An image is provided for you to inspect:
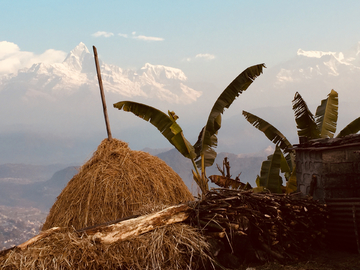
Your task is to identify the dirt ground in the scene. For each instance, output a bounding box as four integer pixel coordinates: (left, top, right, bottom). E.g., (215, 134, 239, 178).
(239, 249, 360, 270)
(238, 248, 360, 270)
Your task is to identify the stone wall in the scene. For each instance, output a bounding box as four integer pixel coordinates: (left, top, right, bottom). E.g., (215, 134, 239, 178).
(295, 138, 360, 203)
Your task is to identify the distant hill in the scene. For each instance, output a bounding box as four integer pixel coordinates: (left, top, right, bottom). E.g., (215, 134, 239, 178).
(156, 148, 267, 192)
(0, 147, 268, 210)
(141, 147, 172, 156)
(0, 163, 71, 184)
(0, 166, 78, 211)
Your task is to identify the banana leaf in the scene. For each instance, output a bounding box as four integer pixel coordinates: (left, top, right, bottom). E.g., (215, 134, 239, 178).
(336, 117, 360, 138)
(193, 64, 266, 168)
(255, 175, 260, 187)
(292, 92, 321, 139)
(285, 152, 296, 173)
(193, 116, 221, 168)
(242, 110, 293, 152)
(253, 175, 266, 193)
(315, 89, 338, 138)
(280, 150, 291, 181)
(257, 146, 283, 193)
(113, 101, 195, 159)
(285, 166, 297, 194)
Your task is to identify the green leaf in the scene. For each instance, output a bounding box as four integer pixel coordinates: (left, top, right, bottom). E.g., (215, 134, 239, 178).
(255, 175, 260, 187)
(285, 152, 296, 174)
(193, 64, 266, 168)
(285, 166, 297, 194)
(258, 146, 283, 193)
(252, 186, 267, 193)
(193, 116, 221, 168)
(113, 101, 195, 159)
(242, 110, 293, 152)
(280, 151, 291, 174)
(292, 92, 321, 139)
(315, 89, 338, 138)
(336, 117, 360, 138)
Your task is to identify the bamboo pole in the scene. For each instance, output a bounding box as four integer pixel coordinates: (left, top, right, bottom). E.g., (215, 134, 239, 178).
(93, 46, 112, 141)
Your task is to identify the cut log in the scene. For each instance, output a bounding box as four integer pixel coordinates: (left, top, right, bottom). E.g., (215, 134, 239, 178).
(87, 204, 191, 244)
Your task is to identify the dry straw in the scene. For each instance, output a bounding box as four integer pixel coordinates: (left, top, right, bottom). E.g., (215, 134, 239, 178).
(0, 222, 213, 270)
(42, 138, 194, 230)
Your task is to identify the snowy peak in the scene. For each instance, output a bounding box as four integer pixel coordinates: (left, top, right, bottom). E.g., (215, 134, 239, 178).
(296, 44, 360, 67)
(342, 41, 360, 66)
(63, 42, 92, 71)
(72, 42, 90, 56)
(297, 49, 337, 58)
(250, 41, 360, 108)
(275, 43, 360, 83)
(140, 63, 187, 82)
(0, 42, 202, 104)
(345, 41, 360, 57)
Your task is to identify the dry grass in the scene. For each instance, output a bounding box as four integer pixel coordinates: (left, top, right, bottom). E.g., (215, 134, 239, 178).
(42, 138, 194, 230)
(0, 223, 213, 270)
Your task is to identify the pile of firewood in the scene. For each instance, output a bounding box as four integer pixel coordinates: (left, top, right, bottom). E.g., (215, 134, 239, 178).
(188, 189, 328, 267)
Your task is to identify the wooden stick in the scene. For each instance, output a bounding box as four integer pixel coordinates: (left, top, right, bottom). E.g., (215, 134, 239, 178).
(93, 46, 112, 141)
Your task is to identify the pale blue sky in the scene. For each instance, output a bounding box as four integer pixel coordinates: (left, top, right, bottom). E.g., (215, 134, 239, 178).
(1, 0, 360, 87)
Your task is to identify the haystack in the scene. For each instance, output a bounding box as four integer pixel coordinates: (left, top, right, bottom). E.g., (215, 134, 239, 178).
(1, 222, 213, 270)
(42, 138, 194, 230)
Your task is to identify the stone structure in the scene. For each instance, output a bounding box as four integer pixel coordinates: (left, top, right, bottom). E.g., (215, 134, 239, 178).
(294, 134, 360, 202)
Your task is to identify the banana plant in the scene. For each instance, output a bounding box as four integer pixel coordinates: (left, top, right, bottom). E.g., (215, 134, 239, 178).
(256, 146, 283, 193)
(255, 146, 297, 194)
(243, 89, 360, 193)
(114, 63, 266, 194)
(193, 63, 266, 187)
(242, 110, 296, 183)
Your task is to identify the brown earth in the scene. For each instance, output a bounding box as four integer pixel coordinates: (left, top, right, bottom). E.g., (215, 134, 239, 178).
(238, 248, 360, 270)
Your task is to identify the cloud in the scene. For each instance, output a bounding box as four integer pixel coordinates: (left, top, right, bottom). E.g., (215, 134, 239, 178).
(182, 53, 216, 62)
(118, 33, 128, 38)
(0, 41, 19, 59)
(133, 35, 164, 41)
(195, 53, 215, 60)
(91, 31, 114, 38)
(92, 30, 163, 41)
(0, 41, 67, 75)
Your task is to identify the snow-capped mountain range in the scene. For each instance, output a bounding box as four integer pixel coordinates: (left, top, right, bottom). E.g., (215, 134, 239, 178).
(1, 41, 360, 165)
(277, 42, 360, 82)
(241, 41, 360, 113)
(0, 42, 202, 104)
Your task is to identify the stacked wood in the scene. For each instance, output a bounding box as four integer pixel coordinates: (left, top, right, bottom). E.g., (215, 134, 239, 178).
(188, 189, 328, 265)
